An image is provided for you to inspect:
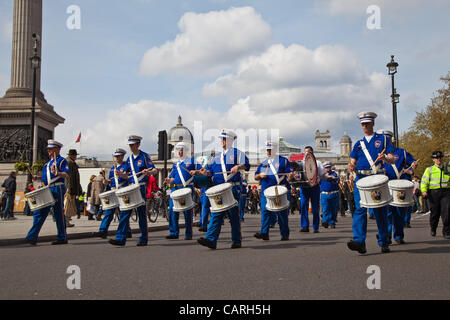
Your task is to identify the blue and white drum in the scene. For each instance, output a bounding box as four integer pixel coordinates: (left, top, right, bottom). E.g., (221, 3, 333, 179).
(388, 179, 414, 207)
(25, 186, 55, 212)
(356, 174, 392, 208)
(170, 187, 195, 212)
(205, 183, 237, 213)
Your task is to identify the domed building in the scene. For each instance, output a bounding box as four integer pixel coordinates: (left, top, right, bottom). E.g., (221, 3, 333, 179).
(167, 115, 194, 158)
(339, 132, 352, 158)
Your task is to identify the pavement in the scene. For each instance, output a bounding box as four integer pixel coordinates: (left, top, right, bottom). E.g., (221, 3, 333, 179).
(1, 211, 449, 300)
(0, 212, 182, 246)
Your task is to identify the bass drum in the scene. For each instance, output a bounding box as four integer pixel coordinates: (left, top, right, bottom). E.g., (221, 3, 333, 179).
(304, 152, 319, 187)
(289, 161, 308, 188)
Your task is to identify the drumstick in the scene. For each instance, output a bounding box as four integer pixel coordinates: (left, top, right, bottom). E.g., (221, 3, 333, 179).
(370, 146, 386, 169)
(53, 152, 58, 175)
(404, 160, 419, 172)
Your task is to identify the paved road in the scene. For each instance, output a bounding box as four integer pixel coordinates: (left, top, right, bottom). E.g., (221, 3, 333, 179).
(1, 214, 449, 300)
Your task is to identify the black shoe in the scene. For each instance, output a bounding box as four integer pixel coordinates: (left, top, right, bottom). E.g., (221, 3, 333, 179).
(347, 240, 367, 254)
(281, 236, 289, 241)
(25, 238, 37, 246)
(127, 233, 132, 239)
(109, 239, 125, 246)
(136, 242, 147, 246)
(88, 217, 95, 221)
(405, 224, 412, 228)
(269, 225, 275, 229)
(51, 239, 68, 245)
(369, 216, 375, 220)
(321, 222, 329, 228)
(300, 227, 309, 233)
(330, 225, 336, 229)
(381, 245, 390, 253)
(166, 235, 179, 239)
(96, 216, 102, 221)
(313, 229, 319, 233)
(193, 222, 201, 227)
(231, 242, 241, 249)
(254, 232, 269, 240)
(197, 237, 216, 249)
(94, 232, 108, 239)
(198, 227, 207, 232)
(431, 230, 436, 237)
(184, 236, 193, 240)
(395, 239, 405, 244)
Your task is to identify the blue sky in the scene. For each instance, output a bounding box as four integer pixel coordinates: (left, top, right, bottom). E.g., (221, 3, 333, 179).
(0, 0, 449, 159)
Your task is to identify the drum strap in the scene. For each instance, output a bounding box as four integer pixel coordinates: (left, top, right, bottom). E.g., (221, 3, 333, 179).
(360, 140, 378, 174)
(391, 163, 401, 179)
(176, 161, 194, 187)
(129, 154, 139, 185)
(46, 160, 60, 186)
(268, 158, 285, 185)
(221, 150, 237, 182)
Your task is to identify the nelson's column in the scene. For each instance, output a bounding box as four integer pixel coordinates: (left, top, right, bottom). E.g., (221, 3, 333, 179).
(0, 0, 64, 183)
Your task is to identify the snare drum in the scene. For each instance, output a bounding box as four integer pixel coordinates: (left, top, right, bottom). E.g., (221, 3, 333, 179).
(99, 190, 119, 210)
(205, 183, 238, 213)
(388, 179, 414, 207)
(170, 187, 195, 212)
(264, 185, 289, 212)
(115, 184, 145, 210)
(25, 186, 55, 212)
(356, 174, 392, 208)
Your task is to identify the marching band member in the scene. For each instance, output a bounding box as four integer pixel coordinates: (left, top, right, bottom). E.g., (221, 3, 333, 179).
(112, 135, 157, 247)
(377, 130, 417, 244)
(254, 141, 293, 241)
(96, 148, 130, 239)
(347, 112, 395, 254)
(199, 152, 214, 232)
(320, 162, 340, 229)
(239, 177, 248, 222)
(165, 142, 200, 240)
(299, 146, 329, 233)
(25, 140, 69, 245)
(197, 129, 250, 249)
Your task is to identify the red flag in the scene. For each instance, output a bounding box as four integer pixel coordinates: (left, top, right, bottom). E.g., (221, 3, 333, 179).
(75, 132, 81, 143)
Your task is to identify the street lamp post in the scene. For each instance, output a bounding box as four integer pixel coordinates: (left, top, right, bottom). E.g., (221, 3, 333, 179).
(29, 33, 41, 182)
(387, 55, 400, 148)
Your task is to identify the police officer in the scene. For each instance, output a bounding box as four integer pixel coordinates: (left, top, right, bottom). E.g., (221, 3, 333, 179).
(377, 130, 417, 244)
(111, 135, 157, 246)
(320, 162, 340, 229)
(165, 142, 200, 240)
(197, 129, 250, 249)
(97, 148, 130, 239)
(420, 151, 450, 238)
(25, 140, 69, 245)
(347, 112, 395, 254)
(254, 141, 293, 240)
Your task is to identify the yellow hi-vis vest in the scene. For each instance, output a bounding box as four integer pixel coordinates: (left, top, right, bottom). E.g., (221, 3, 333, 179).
(420, 164, 450, 193)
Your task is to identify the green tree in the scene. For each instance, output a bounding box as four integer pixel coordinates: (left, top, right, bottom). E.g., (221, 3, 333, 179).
(400, 73, 449, 176)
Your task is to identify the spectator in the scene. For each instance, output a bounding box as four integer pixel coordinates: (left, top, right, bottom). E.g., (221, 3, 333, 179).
(65, 149, 82, 227)
(86, 175, 96, 220)
(146, 173, 160, 199)
(290, 187, 300, 214)
(24, 183, 35, 216)
(1, 171, 17, 220)
(90, 170, 106, 221)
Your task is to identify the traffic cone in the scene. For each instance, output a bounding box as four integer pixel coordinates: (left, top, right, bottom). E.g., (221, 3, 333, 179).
(309, 200, 312, 214)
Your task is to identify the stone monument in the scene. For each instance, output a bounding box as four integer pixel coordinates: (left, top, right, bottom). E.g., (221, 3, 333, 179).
(0, 0, 64, 191)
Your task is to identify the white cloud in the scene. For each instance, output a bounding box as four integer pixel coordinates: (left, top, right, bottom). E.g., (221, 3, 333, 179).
(139, 6, 272, 77)
(203, 44, 369, 100)
(315, 0, 449, 16)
